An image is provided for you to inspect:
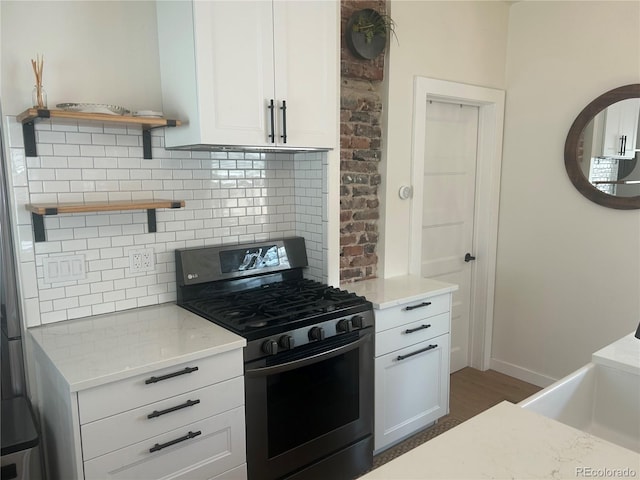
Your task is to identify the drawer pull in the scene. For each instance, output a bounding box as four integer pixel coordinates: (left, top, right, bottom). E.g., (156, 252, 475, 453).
(149, 430, 202, 453)
(404, 324, 431, 334)
(396, 344, 438, 361)
(147, 399, 201, 419)
(145, 366, 199, 385)
(403, 301, 432, 311)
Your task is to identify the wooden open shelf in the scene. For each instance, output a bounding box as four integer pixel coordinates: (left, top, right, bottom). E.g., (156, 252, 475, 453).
(26, 199, 185, 242)
(17, 108, 181, 159)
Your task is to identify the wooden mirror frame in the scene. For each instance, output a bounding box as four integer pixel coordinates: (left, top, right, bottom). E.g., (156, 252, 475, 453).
(564, 84, 640, 210)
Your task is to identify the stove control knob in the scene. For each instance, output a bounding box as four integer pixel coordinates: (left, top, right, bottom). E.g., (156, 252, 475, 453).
(351, 315, 365, 329)
(279, 335, 295, 350)
(308, 326, 325, 341)
(261, 339, 279, 355)
(336, 319, 353, 333)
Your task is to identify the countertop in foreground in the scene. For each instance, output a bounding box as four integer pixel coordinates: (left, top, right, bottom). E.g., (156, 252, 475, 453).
(28, 303, 245, 392)
(359, 401, 639, 479)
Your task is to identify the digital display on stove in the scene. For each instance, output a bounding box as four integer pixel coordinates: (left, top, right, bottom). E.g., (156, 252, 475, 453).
(220, 245, 280, 273)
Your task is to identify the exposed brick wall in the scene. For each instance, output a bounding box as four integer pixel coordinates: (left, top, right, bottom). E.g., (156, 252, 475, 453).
(340, 0, 386, 283)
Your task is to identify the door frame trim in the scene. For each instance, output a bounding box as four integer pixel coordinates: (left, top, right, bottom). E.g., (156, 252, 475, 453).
(409, 77, 505, 370)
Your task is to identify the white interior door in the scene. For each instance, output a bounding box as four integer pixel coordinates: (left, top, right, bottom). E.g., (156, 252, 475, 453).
(410, 77, 505, 372)
(421, 100, 478, 373)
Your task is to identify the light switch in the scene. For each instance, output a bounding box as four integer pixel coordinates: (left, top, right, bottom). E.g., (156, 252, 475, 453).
(43, 255, 86, 284)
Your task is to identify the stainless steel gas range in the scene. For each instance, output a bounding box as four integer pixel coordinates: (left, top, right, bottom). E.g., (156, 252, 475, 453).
(175, 237, 374, 480)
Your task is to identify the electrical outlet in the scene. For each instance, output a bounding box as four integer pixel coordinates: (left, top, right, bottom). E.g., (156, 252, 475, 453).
(129, 248, 155, 273)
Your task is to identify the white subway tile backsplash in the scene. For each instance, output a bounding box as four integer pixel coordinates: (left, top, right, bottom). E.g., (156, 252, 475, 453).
(52, 144, 80, 157)
(41, 310, 68, 324)
(92, 303, 116, 315)
(5, 116, 327, 326)
(65, 132, 93, 144)
(78, 124, 104, 134)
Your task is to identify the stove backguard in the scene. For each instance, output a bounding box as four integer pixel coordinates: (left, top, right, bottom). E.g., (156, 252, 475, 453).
(175, 237, 308, 287)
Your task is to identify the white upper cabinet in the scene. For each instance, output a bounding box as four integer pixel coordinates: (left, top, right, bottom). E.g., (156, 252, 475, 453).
(598, 98, 640, 158)
(156, 1, 338, 150)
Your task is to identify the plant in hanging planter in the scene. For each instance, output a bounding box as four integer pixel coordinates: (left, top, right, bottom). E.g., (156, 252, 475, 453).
(352, 10, 397, 44)
(346, 9, 397, 60)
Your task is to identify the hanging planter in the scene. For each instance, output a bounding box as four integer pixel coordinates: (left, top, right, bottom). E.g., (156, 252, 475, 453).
(346, 9, 397, 60)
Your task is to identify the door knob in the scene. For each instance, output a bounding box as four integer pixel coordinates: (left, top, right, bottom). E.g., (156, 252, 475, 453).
(464, 253, 476, 262)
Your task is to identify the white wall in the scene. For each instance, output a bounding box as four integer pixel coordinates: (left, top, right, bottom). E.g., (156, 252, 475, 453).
(1, 1, 162, 115)
(491, 1, 640, 384)
(382, 0, 510, 277)
(382, 0, 640, 385)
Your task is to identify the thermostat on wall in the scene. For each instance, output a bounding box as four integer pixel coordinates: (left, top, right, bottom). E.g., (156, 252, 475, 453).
(398, 185, 413, 200)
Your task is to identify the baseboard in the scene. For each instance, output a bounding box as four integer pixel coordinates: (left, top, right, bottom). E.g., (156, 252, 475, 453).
(489, 358, 557, 388)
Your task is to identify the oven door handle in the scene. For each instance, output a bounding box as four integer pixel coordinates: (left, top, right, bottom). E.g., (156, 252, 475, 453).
(245, 332, 372, 377)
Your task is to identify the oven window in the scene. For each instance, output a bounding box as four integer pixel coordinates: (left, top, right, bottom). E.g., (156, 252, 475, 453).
(266, 348, 360, 457)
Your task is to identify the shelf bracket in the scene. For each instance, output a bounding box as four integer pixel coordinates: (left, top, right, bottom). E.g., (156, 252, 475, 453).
(142, 120, 177, 160)
(145, 201, 180, 233)
(23, 109, 50, 157)
(32, 213, 46, 242)
(142, 129, 152, 160)
(32, 207, 58, 242)
(23, 121, 37, 157)
(147, 209, 157, 233)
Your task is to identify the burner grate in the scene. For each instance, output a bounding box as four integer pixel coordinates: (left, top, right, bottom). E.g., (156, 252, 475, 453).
(184, 279, 366, 332)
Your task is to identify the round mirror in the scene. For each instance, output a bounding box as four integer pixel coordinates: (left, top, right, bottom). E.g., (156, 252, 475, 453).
(564, 84, 640, 209)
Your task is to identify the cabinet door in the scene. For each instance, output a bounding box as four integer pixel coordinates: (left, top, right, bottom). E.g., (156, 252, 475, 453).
(601, 98, 640, 158)
(272, 1, 338, 149)
(194, 1, 275, 147)
(374, 334, 450, 453)
(158, 1, 275, 148)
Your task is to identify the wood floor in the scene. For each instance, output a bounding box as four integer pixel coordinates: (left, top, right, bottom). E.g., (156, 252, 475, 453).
(446, 367, 542, 422)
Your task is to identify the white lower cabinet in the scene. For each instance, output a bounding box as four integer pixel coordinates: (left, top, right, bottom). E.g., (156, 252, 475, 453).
(31, 344, 247, 480)
(77, 353, 247, 480)
(373, 294, 452, 453)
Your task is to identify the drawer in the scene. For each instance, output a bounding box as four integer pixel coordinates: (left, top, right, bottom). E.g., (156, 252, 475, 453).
(375, 293, 450, 332)
(376, 312, 449, 357)
(78, 348, 243, 424)
(84, 406, 246, 480)
(81, 376, 244, 460)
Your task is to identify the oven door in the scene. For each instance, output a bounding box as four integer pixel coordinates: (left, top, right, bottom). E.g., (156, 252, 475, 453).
(244, 329, 374, 480)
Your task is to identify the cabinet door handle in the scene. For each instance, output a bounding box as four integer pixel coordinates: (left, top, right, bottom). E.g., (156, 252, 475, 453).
(147, 399, 200, 419)
(404, 324, 431, 334)
(396, 344, 438, 361)
(403, 301, 432, 311)
(622, 135, 627, 155)
(149, 430, 201, 453)
(280, 100, 288, 143)
(268, 99, 275, 143)
(145, 366, 198, 385)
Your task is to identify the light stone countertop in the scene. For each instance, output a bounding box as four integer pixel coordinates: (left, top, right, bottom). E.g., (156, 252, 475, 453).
(592, 332, 640, 376)
(359, 401, 640, 479)
(28, 303, 245, 392)
(342, 275, 458, 309)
